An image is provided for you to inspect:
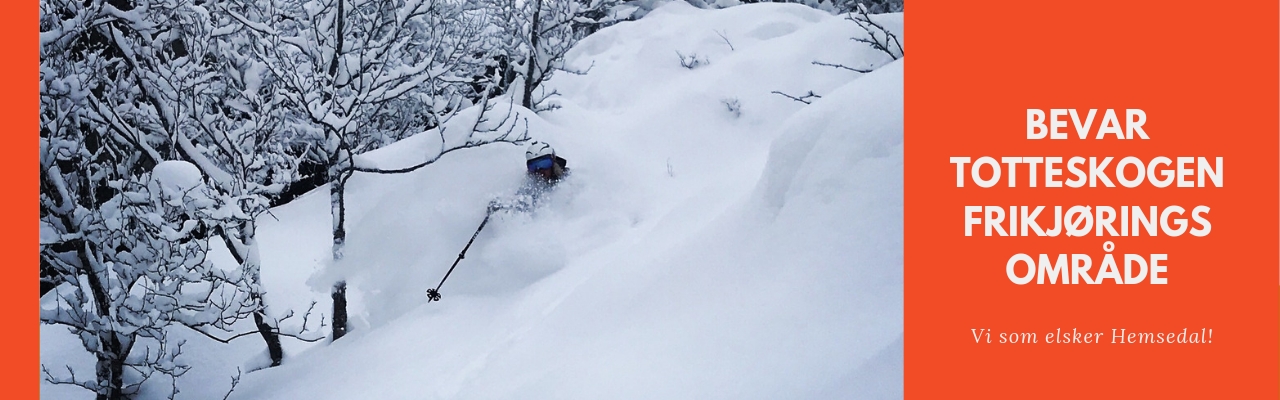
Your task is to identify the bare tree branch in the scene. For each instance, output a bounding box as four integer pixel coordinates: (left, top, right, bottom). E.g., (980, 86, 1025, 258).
(715, 30, 734, 51)
(771, 90, 822, 104)
(221, 368, 242, 400)
(849, 5, 903, 60)
(812, 60, 874, 73)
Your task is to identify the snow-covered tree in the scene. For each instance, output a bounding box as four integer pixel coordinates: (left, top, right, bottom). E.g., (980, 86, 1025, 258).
(41, 156, 260, 399)
(223, 0, 530, 259)
(182, 1, 316, 367)
(39, 2, 321, 395)
(37, 6, 272, 390)
(487, 0, 620, 110)
(38, 2, 548, 396)
(569, 0, 628, 37)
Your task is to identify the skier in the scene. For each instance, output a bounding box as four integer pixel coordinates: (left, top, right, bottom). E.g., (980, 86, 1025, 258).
(488, 141, 569, 214)
(430, 141, 571, 302)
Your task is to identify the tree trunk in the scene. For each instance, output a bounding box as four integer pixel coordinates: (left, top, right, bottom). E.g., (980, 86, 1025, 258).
(75, 240, 125, 400)
(329, 0, 345, 78)
(328, 0, 351, 260)
(217, 226, 284, 367)
(94, 332, 127, 400)
(332, 281, 348, 341)
(522, 0, 544, 109)
(254, 310, 284, 367)
(58, 194, 129, 399)
(330, 173, 347, 260)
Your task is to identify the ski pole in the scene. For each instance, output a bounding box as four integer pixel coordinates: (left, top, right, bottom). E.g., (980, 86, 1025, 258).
(427, 211, 492, 302)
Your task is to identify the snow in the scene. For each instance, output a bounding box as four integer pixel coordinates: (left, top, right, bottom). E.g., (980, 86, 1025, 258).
(41, 3, 902, 399)
(151, 160, 204, 199)
(40, 324, 96, 399)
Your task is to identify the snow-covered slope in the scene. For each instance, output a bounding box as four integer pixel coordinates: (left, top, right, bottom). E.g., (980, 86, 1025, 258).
(41, 2, 902, 399)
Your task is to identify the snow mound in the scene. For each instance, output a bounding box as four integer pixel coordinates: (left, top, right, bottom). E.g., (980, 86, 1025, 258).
(152, 160, 204, 199)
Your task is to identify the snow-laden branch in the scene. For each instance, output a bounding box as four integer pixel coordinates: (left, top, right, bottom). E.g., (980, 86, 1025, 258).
(352, 94, 531, 174)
